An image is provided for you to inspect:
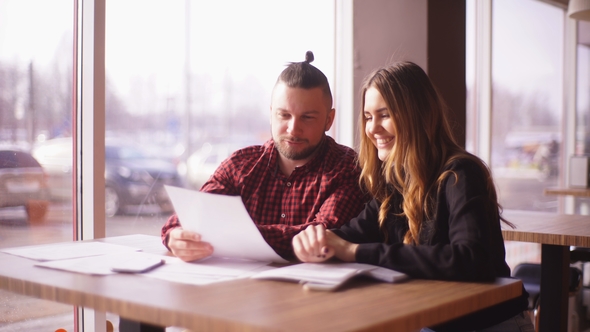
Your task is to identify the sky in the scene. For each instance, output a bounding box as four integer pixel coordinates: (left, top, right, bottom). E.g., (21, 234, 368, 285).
(466, 0, 565, 114)
(492, 0, 563, 101)
(0, 0, 567, 116)
(104, 0, 335, 107)
(0, 0, 335, 115)
(0, 0, 73, 67)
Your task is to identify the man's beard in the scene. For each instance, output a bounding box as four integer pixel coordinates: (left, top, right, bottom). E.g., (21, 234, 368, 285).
(274, 136, 322, 161)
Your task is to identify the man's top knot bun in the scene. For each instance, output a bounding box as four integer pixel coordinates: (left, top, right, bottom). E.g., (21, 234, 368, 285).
(277, 50, 330, 98)
(305, 51, 314, 64)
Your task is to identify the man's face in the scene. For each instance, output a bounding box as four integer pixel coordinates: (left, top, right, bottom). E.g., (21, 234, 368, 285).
(270, 83, 335, 162)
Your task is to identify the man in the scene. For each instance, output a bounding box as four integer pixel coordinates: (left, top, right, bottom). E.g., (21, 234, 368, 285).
(161, 51, 367, 261)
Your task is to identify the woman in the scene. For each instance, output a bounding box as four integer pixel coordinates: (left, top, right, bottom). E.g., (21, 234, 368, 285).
(292, 62, 533, 332)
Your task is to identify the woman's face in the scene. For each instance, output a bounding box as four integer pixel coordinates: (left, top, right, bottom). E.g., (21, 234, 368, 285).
(364, 87, 396, 161)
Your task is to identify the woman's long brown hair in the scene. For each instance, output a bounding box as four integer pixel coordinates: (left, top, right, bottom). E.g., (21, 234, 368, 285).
(357, 62, 511, 244)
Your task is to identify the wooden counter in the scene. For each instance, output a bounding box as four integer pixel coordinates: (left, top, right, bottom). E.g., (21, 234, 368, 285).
(502, 209, 590, 332)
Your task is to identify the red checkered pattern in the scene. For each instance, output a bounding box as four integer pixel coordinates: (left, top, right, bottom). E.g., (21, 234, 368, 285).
(161, 136, 367, 259)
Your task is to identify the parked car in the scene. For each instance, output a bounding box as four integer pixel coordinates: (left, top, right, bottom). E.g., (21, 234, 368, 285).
(183, 142, 260, 190)
(32, 138, 185, 217)
(183, 143, 228, 190)
(0, 149, 49, 221)
(30, 137, 73, 201)
(104, 142, 184, 217)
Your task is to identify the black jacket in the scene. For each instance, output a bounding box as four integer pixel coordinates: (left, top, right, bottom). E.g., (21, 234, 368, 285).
(332, 158, 529, 331)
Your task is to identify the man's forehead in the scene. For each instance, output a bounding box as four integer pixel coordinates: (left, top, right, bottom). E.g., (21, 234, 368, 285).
(274, 107, 322, 114)
(272, 83, 323, 95)
(271, 85, 331, 109)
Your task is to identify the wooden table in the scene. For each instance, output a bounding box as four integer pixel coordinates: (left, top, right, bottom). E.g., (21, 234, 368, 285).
(544, 187, 590, 197)
(0, 235, 523, 332)
(502, 209, 590, 332)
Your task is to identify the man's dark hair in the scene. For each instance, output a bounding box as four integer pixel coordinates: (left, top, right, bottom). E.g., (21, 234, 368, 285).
(276, 51, 333, 105)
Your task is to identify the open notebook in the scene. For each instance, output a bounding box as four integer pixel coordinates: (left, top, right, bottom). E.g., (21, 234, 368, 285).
(251, 262, 409, 291)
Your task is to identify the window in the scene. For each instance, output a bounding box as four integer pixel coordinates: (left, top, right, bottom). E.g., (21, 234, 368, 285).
(4, 0, 583, 330)
(491, 0, 564, 213)
(1, 1, 337, 329)
(573, 21, 590, 214)
(0, 0, 75, 330)
(467, 0, 566, 270)
(576, 44, 590, 157)
(103, 0, 336, 239)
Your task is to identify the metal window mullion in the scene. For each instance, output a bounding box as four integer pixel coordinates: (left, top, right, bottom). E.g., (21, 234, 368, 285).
(334, 0, 355, 149)
(563, 17, 578, 214)
(474, 0, 492, 166)
(76, 0, 106, 331)
(77, 0, 105, 242)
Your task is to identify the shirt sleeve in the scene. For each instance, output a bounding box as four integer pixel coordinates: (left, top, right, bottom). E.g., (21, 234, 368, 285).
(160, 213, 181, 250)
(258, 168, 368, 259)
(334, 161, 504, 281)
(331, 198, 384, 243)
(199, 154, 240, 194)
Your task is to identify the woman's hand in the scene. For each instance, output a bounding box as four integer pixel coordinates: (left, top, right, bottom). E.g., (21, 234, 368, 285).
(292, 224, 358, 263)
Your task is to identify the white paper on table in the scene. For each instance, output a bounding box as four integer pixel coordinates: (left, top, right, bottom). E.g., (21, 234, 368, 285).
(252, 263, 360, 285)
(103, 234, 166, 253)
(34, 251, 165, 275)
(251, 262, 409, 291)
(143, 256, 276, 285)
(0, 242, 141, 261)
(165, 185, 288, 263)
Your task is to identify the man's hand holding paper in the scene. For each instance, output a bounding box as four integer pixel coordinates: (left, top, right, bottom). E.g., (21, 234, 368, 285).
(165, 186, 288, 263)
(167, 228, 213, 262)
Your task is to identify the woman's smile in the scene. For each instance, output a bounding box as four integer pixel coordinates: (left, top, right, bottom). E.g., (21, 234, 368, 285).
(364, 87, 397, 161)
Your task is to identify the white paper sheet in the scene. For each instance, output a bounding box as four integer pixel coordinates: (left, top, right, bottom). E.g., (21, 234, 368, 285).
(252, 263, 359, 286)
(165, 185, 288, 263)
(0, 241, 141, 261)
(251, 262, 409, 291)
(103, 234, 167, 253)
(143, 256, 275, 285)
(35, 251, 165, 275)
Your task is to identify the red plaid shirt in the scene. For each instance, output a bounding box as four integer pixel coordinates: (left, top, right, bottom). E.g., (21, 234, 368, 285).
(161, 136, 367, 259)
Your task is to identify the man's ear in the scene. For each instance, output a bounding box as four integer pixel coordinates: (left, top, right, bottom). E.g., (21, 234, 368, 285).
(325, 108, 335, 131)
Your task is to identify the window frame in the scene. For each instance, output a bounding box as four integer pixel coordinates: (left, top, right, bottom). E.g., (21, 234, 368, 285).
(75, 0, 106, 330)
(468, 0, 577, 213)
(73, 0, 582, 330)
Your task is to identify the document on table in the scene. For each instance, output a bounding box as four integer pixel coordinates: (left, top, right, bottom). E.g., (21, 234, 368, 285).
(35, 251, 165, 275)
(0, 241, 141, 261)
(165, 185, 288, 263)
(144, 256, 275, 285)
(251, 262, 409, 291)
(34, 252, 273, 283)
(1, 232, 273, 283)
(103, 234, 168, 254)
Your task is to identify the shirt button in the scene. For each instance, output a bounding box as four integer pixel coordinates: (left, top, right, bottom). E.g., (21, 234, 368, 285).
(281, 213, 286, 218)
(286, 182, 292, 187)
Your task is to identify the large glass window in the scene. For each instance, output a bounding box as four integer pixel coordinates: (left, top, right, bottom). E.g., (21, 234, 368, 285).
(491, 0, 564, 213)
(1, 1, 337, 330)
(466, 0, 565, 270)
(0, 0, 75, 330)
(576, 44, 590, 158)
(576, 44, 590, 156)
(574, 22, 590, 215)
(6, 0, 580, 329)
(103, 0, 336, 238)
(494, 0, 564, 270)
